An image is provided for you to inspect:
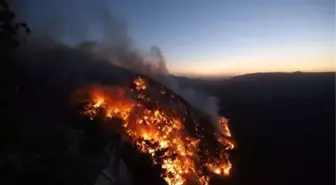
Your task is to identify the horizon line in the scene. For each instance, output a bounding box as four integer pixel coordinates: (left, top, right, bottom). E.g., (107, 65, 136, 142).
(171, 70, 336, 79)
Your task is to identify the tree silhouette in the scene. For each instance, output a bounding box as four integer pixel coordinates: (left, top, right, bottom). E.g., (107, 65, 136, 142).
(0, 0, 30, 56)
(0, 0, 30, 155)
(0, 0, 30, 87)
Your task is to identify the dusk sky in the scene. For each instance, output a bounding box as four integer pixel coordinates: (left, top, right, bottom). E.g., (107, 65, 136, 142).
(16, 0, 335, 76)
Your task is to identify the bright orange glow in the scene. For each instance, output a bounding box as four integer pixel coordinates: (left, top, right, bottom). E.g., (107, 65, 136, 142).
(170, 47, 335, 77)
(75, 76, 234, 185)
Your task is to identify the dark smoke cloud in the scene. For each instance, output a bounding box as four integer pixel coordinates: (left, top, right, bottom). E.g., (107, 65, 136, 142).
(11, 0, 221, 125)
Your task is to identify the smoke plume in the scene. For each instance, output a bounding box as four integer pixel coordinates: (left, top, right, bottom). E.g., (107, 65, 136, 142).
(11, 0, 220, 125)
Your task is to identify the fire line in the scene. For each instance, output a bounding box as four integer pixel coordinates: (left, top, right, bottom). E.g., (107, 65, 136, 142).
(75, 76, 234, 185)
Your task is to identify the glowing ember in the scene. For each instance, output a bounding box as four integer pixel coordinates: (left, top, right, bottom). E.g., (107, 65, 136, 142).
(134, 77, 147, 90)
(75, 77, 234, 185)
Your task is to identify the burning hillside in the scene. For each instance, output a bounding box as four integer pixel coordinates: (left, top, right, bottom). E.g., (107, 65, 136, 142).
(3, 2, 234, 184)
(74, 76, 234, 185)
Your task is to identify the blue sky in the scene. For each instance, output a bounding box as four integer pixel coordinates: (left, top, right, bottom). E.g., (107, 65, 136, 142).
(16, 0, 335, 76)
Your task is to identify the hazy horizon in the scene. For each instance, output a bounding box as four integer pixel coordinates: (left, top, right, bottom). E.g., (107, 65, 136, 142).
(173, 69, 336, 79)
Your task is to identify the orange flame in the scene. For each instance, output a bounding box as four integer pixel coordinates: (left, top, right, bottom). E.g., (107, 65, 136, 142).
(76, 77, 234, 185)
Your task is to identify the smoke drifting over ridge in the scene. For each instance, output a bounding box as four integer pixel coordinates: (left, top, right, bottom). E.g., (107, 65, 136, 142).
(11, 0, 221, 124)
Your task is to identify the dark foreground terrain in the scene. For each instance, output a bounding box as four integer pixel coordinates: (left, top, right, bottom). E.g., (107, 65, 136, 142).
(183, 72, 335, 185)
(1, 69, 334, 185)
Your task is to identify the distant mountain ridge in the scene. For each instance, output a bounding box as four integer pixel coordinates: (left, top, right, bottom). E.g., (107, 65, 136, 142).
(171, 71, 335, 88)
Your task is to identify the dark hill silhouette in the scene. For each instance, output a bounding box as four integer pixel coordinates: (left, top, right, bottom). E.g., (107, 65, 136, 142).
(180, 72, 335, 185)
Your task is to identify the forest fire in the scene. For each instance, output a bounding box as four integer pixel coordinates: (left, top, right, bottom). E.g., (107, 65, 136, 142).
(75, 77, 234, 185)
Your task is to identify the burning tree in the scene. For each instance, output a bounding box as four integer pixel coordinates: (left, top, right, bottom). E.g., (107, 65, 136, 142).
(73, 76, 234, 185)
